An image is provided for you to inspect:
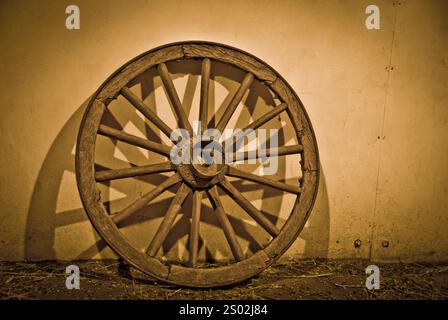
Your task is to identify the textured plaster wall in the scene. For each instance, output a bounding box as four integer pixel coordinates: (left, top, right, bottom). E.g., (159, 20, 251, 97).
(0, 0, 447, 262)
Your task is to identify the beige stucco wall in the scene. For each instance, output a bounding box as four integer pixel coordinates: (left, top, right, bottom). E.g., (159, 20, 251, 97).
(0, 0, 447, 262)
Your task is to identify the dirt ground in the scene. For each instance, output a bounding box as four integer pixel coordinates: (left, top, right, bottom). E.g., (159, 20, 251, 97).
(0, 259, 447, 300)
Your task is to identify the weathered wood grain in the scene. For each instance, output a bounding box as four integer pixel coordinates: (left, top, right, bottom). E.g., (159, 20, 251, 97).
(270, 77, 319, 172)
(208, 186, 245, 261)
(97, 45, 183, 102)
(111, 173, 182, 225)
(199, 58, 211, 133)
(183, 43, 277, 83)
(189, 191, 203, 268)
(98, 125, 172, 157)
(213, 72, 254, 133)
(95, 162, 174, 182)
(226, 166, 302, 194)
(219, 178, 280, 237)
(147, 183, 191, 256)
(120, 87, 173, 138)
(158, 62, 193, 134)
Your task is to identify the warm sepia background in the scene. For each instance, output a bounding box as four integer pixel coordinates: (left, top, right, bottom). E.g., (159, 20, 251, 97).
(0, 0, 447, 263)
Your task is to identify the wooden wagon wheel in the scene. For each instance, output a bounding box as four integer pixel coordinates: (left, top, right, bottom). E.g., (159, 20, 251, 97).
(76, 41, 319, 287)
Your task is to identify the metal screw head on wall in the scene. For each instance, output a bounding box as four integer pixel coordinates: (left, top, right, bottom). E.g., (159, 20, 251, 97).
(354, 239, 362, 248)
(382, 240, 390, 248)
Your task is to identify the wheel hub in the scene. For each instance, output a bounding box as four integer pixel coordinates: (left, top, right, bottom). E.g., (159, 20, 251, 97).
(178, 163, 227, 190)
(176, 138, 227, 190)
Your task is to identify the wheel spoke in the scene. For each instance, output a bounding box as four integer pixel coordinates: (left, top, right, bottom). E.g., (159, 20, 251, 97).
(245, 103, 288, 131)
(207, 186, 244, 261)
(218, 178, 280, 237)
(98, 125, 172, 157)
(212, 72, 254, 133)
(157, 62, 193, 134)
(95, 162, 174, 182)
(111, 173, 182, 225)
(199, 58, 211, 133)
(189, 191, 203, 267)
(120, 87, 174, 139)
(226, 166, 301, 194)
(222, 102, 288, 150)
(146, 183, 191, 256)
(228, 144, 303, 163)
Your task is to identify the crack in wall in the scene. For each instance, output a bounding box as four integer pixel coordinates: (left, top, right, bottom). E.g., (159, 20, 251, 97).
(369, 1, 402, 261)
